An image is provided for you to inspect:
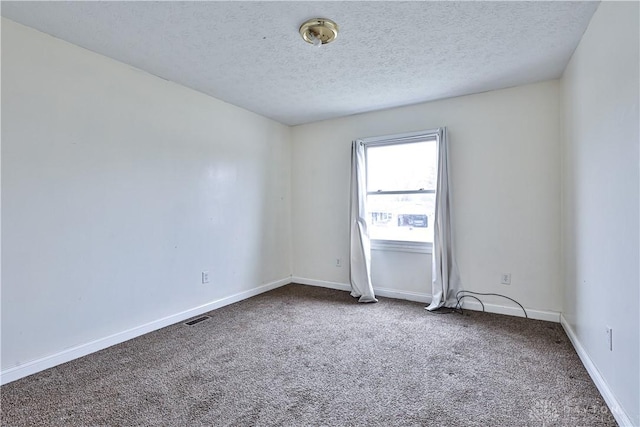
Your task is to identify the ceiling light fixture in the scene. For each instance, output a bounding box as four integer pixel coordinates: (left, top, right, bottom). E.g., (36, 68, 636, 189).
(299, 18, 339, 47)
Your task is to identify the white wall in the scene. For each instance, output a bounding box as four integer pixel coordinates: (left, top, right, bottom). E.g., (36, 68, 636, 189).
(561, 2, 639, 425)
(5, 9, 637, 422)
(291, 80, 562, 315)
(1, 19, 292, 373)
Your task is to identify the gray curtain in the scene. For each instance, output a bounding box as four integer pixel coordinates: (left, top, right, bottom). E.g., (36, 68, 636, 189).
(427, 128, 460, 310)
(349, 140, 377, 303)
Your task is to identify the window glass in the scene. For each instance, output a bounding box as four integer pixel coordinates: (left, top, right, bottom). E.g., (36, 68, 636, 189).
(366, 138, 437, 244)
(368, 193, 435, 243)
(366, 141, 437, 192)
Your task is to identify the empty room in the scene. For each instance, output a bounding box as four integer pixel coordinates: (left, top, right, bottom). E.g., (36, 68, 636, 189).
(1, 1, 638, 426)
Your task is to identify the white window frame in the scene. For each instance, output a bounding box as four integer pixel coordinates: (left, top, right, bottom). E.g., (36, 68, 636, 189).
(362, 129, 440, 254)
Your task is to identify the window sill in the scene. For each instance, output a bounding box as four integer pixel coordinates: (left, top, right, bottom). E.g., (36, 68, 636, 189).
(370, 240, 432, 254)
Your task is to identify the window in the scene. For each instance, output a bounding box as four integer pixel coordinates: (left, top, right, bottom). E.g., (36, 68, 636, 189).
(364, 131, 438, 252)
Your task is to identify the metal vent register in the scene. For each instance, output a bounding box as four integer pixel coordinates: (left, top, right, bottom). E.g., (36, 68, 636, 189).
(184, 316, 210, 326)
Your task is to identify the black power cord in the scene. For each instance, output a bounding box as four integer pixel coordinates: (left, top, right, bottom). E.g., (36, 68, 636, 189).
(454, 290, 528, 319)
(456, 295, 485, 312)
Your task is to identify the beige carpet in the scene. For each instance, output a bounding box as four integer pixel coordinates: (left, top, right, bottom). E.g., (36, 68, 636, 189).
(1, 284, 615, 426)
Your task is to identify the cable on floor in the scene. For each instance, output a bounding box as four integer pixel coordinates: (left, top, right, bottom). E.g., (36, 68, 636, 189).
(454, 290, 528, 319)
(456, 295, 485, 312)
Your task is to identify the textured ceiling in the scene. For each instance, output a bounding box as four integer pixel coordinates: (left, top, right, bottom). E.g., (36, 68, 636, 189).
(1, 1, 599, 126)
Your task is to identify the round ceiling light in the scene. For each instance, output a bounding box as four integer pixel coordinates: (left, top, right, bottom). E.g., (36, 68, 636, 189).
(299, 18, 339, 47)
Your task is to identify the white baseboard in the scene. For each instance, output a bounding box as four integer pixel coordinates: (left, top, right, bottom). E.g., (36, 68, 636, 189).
(291, 277, 433, 303)
(460, 299, 560, 322)
(374, 287, 431, 303)
(291, 277, 351, 292)
(0, 276, 563, 386)
(291, 277, 559, 321)
(0, 277, 291, 385)
(560, 315, 634, 427)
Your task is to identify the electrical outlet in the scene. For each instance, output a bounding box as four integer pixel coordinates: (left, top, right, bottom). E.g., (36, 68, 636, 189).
(501, 273, 511, 285)
(606, 326, 613, 351)
(201, 271, 210, 284)
(336, 258, 342, 267)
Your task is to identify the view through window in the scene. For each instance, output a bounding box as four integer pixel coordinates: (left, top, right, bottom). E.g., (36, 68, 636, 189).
(366, 138, 437, 245)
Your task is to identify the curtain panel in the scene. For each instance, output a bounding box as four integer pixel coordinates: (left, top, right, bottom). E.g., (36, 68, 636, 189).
(427, 127, 460, 310)
(349, 140, 378, 303)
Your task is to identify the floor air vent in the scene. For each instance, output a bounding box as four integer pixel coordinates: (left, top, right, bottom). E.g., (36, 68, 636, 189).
(185, 316, 210, 326)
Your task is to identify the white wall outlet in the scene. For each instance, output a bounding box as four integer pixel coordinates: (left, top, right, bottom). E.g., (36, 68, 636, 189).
(201, 271, 210, 284)
(336, 258, 342, 267)
(606, 326, 613, 351)
(501, 273, 511, 285)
